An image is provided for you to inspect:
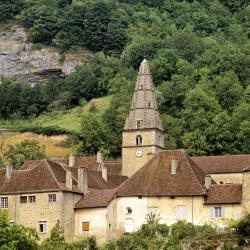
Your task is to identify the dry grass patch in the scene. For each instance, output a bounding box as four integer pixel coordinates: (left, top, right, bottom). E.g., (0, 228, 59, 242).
(0, 132, 72, 158)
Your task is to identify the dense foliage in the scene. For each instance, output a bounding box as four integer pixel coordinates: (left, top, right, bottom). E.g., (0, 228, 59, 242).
(0, 210, 249, 249)
(2, 139, 46, 169)
(100, 213, 245, 250)
(0, 0, 249, 156)
(0, 209, 39, 250)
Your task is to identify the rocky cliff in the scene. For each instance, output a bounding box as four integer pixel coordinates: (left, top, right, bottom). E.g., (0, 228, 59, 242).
(0, 25, 93, 85)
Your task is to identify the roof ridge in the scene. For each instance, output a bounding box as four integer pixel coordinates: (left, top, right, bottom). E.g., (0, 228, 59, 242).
(192, 154, 250, 158)
(184, 154, 206, 194)
(44, 160, 62, 190)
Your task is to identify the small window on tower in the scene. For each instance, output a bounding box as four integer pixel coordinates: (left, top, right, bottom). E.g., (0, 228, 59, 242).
(148, 102, 151, 108)
(136, 120, 142, 129)
(140, 85, 143, 89)
(136, 135, 142, 146)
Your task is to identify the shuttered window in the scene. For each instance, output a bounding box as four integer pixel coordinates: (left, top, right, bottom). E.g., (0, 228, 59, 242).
(176, 206, 186, 220)
(210, 207, 225, 218)
(82, 222, 90, 232)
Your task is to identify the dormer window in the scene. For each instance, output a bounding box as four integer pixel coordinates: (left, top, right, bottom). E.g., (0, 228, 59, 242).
(136, 135, 142, 146)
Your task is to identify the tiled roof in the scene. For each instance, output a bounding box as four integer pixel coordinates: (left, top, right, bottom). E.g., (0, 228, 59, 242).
(205, 184, 242, 204)
(124, 59, 164, 131)
(117, 150, 207, 197)
(0, 161, 62, 194)
(0, 169, 6, 190)
(75, 188, 116, 209)
(242, 166, 250, 172)
(192, 155, 250, 174)
(19, 160, 43, 170)
(22, 157, 122, 175)
(0, 160, 127, 195)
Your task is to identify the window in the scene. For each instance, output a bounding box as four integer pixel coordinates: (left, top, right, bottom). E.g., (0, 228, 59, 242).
(176, 206, 186, 220)
(20, 196, 27, 203)
(125, 218, 134, 233)
(136, 135, 143, 146)
(82, 222, 90, 232)
(0, 197, 8, 208)
(38, 221, 47, 233)
(48, 194, 56, 203)
(136, 120, 142, 129)
(235, 209, 241, 219)
(29, 196, 36, 203)
(210, 207, 225, 218)
(148, 102, 151, 108)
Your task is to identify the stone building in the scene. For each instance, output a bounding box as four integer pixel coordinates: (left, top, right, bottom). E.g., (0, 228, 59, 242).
(0, 59, 250, 244)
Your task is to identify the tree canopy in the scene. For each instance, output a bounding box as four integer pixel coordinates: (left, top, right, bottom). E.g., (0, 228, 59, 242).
(0, 0, 249, 157)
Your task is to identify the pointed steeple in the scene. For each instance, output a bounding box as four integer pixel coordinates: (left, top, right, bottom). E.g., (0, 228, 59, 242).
(124, 59, 164, 131)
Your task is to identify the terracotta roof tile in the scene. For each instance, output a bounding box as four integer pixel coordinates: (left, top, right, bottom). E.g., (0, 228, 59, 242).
(19, 160, 42, 170)
(0, 161, 61, 194)
(205, 184, 242, 204)
(75, 188, 116, 208)
(192, 155, 250, 174)
(104, 161, 122, 175)
(0, 169, 6, 190)
(0, 159, 126, 195)
(117, 150, 207, 197)
(52, 157, 122, 175)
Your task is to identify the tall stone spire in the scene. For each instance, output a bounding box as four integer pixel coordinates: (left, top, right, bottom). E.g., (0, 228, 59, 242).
(124, 59, 164, 131)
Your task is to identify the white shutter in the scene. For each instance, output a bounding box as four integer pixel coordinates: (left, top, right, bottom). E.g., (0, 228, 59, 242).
(210, 207, 214, 218)
(221, 207, 225, 218)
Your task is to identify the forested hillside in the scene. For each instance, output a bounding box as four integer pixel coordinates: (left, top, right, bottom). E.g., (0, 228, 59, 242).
(0, 0, 249, 157)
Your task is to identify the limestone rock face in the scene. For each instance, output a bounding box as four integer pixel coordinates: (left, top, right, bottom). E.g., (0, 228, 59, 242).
(0, 25, 93, 85)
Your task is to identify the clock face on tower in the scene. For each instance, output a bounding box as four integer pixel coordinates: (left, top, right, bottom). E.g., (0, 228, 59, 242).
(136, 150, 143, 157)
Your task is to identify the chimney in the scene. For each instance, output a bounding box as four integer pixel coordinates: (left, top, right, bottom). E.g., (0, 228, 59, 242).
(97, 151, 103, 163)
(101, 166, 108, 182)
(69, 154, 75, 167)
(147, 152, 155, 161)
(66, 169, 72, 190)
(78, 168, 88, 193)
(171, 159, 178, 175)
(205, 175, 212, 189)
(6, 165, 13, 179)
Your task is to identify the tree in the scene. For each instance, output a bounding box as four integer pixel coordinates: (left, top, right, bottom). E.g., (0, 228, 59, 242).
(28, 7, 60, 44)
(40, 221, 67, 250)
(63, 65, 99, 104)
(84, 1, 112, 52)
(77, 113, 106, 155)
(213, 71, 244, 111)
(4, 139, 46, 169)
(0, 210, 39, 250)
(182, 129, 208, 156)
(0, 0, 23, 22)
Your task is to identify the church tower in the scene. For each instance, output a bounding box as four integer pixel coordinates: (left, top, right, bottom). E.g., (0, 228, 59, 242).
(122, 59, 165, 177)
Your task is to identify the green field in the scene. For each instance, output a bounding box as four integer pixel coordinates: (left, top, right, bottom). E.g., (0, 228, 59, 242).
(0, 96, 111, 133)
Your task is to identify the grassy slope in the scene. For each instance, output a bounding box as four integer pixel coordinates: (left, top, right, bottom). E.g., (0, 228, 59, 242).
(0, 96, 111, 157)
(0, 96, 111, 133)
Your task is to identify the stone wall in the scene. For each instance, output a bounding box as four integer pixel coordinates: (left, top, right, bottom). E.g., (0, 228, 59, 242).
(75, 207, 108, 244)
(210, 173, 243, 184)
(122, 130, 163, 176)
(242, 171, 250, 213)
(4, 191, 64, 241)
(1, 191, 81, 241)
